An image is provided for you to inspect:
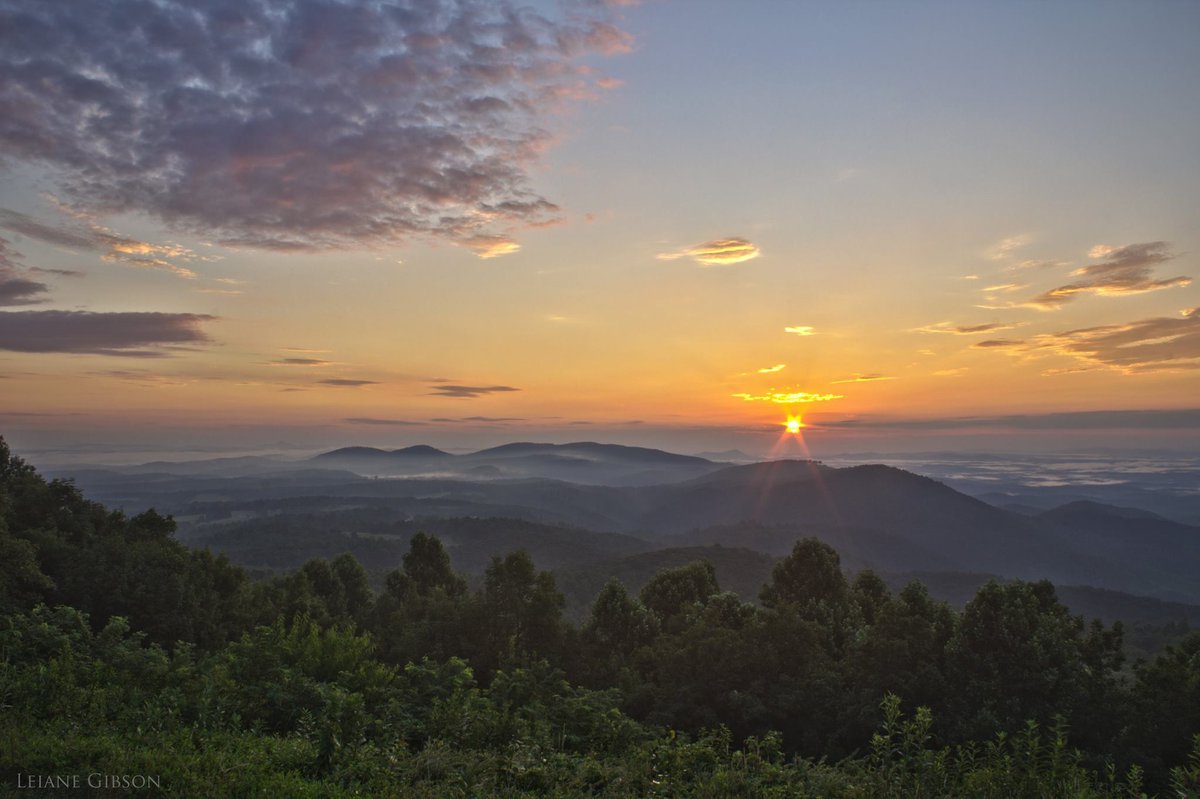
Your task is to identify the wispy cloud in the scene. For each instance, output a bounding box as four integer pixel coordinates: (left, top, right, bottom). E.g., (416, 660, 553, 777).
(0, 236, 49, 306)
(987, 234, 1032, 260)
(92, 369, 193, 386)
(916, 321, 1021, 335)
(784, 325, 816, 336)
(732, 390, 842, 404)
(832, 373, 895, 384)
(343, 417, 426, 426)
(820, 409, 1200, 431)
(430, 384, 521, 398)
(657, 237, 761, 266)
(465, 234, 521, 260)
(1006, 259, 1070, 272)
(271, 357, 331, 367)
(963, 306, 1200, 374)
(0, 310, 213, 356)
(972, 339, 1025, 349)
(317, 378, 379, 387)
(430, 416, 525, 423)
(0, 1, 630, 252)
(0, 209, 199, 278)
(757, 364, 786, 373)
(1020, 242, 1190, 310)
(1023, 307, 1200, 374)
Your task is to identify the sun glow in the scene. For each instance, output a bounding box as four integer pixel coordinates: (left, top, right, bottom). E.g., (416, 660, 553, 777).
(785, 416, 804, 434)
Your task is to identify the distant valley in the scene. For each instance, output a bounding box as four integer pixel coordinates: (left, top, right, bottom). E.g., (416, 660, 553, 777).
(41, 441, 1200, 624)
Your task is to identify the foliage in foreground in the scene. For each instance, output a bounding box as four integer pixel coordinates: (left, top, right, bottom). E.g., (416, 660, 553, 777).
(3, 604, 1194, 798)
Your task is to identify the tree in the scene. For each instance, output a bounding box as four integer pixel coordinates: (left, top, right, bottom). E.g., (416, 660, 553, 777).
(386, 532, 467, 600)
(946, 579, 1106, 740)
(372, 535, 473, 666)
(1128, 633, 1200, 773)
(848, 580, 955, 740)
(638, 560, 719, 627)
(760, 538, 856, 654)
(479, 550, 565, 671)
(851, 569, 892, 627)
(583, 579, 658, 655)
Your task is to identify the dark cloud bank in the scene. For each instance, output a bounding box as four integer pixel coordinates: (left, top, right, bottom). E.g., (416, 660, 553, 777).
(0, 0, 629, 251)
(820, 409, 1200, 432)
(0, 310, 212, 356)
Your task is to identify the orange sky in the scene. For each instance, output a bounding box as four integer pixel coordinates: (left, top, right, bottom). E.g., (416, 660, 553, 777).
(1, 1, 1198, 458)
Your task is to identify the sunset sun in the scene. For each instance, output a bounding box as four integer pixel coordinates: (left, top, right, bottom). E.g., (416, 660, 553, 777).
(785, 416, 804, 434)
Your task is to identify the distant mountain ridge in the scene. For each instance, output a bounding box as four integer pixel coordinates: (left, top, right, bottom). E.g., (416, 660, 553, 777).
(315, 445, 452, 459)
(44, 446, 1200, 605)
(307, 441, 725, 485)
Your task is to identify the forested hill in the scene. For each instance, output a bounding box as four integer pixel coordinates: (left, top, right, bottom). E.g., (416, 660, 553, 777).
(2, 436, 1199, 797)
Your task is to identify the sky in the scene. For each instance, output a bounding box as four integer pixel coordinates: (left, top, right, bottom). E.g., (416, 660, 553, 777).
(1, 0, 1199, 461)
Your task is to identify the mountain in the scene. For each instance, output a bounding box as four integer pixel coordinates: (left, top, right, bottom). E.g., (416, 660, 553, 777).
(1036, 501, 1200, 604)
(976, 486, 1200, 527)
(314, 445, 451, 462)
(306, 441, 725, 485)
(693, 449, 759, 462)
(1040, 499, 1168, 523)
(46, 452, 1200, 604)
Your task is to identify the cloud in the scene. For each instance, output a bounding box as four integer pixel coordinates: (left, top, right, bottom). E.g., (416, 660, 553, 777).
(732, 390, 843, 404)
(465, 235, 521, 259)
(972, 339, 1025, 349)
(429, 384, 521, 398)
(1007, 259, 1069, 272)
(91, 369, 192, 386)
(916, 321, 1021, 335)
(987, 234, 1032, 260)
(29, 266, 84, 277)
(832, 373, 895, 384)
(271, 357, 330, 366)
(964, 307, 1200, 373)
(430, 415, 525, 423)
(343, 417, 426, 426)
(1021, 307, 1200, 374)
(0, 209, 199, 278)
(0, 1, 630, 252)
(0, 236, 50, 305)
(757, 364, 786, 373)
(784, 325, 816, 336)
(0, 310, 214, 356)
(1020, 242, 1190, 310)
(819, 409, 1200, 431)
(657, 237, 761, 266)
(317, 378, 379, 387)
(0, 275, 49, 306)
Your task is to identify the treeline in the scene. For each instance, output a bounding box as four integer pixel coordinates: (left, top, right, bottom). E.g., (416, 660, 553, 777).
(1, 437, 1199, 797)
